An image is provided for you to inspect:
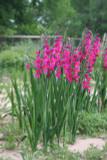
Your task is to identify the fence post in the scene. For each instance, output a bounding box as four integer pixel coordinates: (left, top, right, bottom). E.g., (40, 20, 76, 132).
(103, 33, 107, 49)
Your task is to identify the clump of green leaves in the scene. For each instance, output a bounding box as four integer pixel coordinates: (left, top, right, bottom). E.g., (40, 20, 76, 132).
(84, 144, 104, 160)
(78, 112, 107, 135)
(69, 151, 81, 160)
(3, 141, 16, 150)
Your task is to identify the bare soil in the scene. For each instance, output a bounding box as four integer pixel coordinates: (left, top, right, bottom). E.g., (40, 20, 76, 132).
(0, 136, 106, 160)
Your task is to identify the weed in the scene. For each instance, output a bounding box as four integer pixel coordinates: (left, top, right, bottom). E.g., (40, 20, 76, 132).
(84, 144, 104, 160)
(68, 151, 81, 160)
(33, 145, 82, 160)
(3, 141, 16, 150)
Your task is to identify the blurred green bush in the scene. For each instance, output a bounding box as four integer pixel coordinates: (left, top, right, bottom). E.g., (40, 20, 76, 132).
(78, 111, 107, 135)
(0, 40, 40, 77)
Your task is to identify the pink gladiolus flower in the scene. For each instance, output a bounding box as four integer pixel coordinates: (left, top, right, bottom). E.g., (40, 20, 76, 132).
(84, 73, 91, 82)
(33, 58, 41, 67)
(81, 80, 91, 91)
(55, 66, 61, 77)
(35, 50, 41, 55)
(32, 31, 101, 92)
(35, 51, 39, 54)
(35, 68, 42, 78)
(47, 71, 50, 78)
(65, 45, 71, 50)
(102, 48, 107, 71)
(57, 35, 62, 39)
(25, 62, 29, 69)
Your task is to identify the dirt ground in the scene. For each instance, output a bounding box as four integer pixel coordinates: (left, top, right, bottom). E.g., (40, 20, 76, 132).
(0, 146, 23, 160)
(0, 136, 106, 160)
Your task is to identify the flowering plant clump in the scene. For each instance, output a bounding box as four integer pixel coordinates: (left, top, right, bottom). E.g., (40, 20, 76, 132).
(26, 31, 100, 91)
(7, 29, 107, 152)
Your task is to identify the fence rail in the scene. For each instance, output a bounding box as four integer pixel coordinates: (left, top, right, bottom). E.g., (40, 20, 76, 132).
(0, 35, 42, 39)
(0, 35, 81, 41)
(0, 33, 107, 49)
(0, 34, 106, 49)
(0, 35, 81, 49)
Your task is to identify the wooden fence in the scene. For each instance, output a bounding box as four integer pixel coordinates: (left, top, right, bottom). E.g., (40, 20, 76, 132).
(0, 34, 106, 49)
(0, 35, 81, 40)
(0, 35, 81, 49)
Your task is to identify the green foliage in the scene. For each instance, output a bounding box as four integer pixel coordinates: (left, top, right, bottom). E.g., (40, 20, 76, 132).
(18, 22, 43, 35)
(0, 123, 22, 150)
(103, 141, 107, 151)
(0, 158, 13, 160)
(0, 123, 22, 143)
(0, 0, 107, 36)
(69, 151, 81, 160)
(84, 144, 104, 160)
(0, 40, 39, 77)
(70, 0, 107, 36)
(5, 158, 13, 160)
(19, 141, 40, 160)
(89, 0, 107, 34)
(0, 84, 3, 94)
(34, 145, 82, 160)
(0, 0, 31, 34)
(0, 157, 13, 160)
(7, 68, 70, 151)
(42, 0, 76, 35)
(78, 112, 107, 135)
(3, 141, 16, 150)
(0, 48, 24, 68)
(0, 26, 16, 35)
